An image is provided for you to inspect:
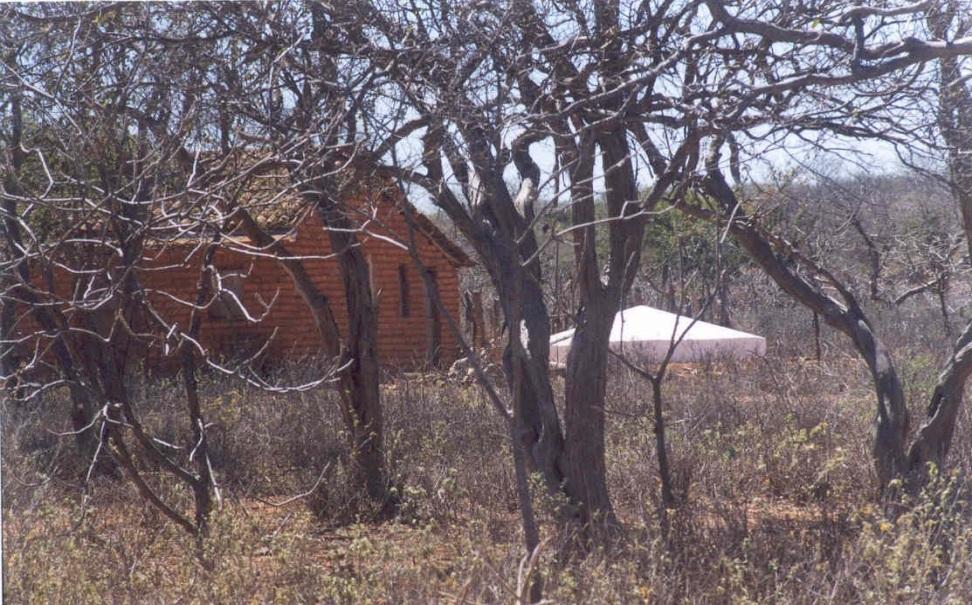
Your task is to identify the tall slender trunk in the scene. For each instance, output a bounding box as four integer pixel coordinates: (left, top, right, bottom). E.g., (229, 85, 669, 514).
(937, 279, 952, 338)
(180, 345, 213, 532)
(400, 206, 543, 600)
(232, 196, 387, 505)
(651, 377, 676, 511)
(424, 268, 442, 369)
(180, 242, 221, 533)
(312, 196, 387, 504)
(813, 312, 822, 361)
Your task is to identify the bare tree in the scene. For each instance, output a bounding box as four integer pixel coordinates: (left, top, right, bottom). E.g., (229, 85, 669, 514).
(205, 2, 395, 505)
(357, 0, 972, 521)
(1, 3, 337, 536)
(902, 1, 972, 479)
(640, 0, 972, 493)
(0, 4, 225, 533)
(8, 3, 972, 555)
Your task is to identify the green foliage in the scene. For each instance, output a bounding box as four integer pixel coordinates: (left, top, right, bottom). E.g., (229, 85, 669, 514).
(642, 200, 750, 283)
(537, 194, 750, 302)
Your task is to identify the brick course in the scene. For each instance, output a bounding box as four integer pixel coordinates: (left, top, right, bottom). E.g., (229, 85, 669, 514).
(14, 201, 467, 371)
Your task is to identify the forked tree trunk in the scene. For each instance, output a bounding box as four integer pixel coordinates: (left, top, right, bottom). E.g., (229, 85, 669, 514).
(696, 162, 972, 495)
(695, 11, 972, 491)
(557, 118, 646, 532)
(417, 123, 569, 502)
(902, 6, 972, 479)
(907, 320, 972, 473)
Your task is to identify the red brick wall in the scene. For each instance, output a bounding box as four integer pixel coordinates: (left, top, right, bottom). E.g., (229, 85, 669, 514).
(16, 204, 465, 371)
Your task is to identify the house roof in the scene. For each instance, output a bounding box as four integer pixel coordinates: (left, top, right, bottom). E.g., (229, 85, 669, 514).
(37, 166, 474, 268)
(215, 156, 474, 267)
(549, 305, 766, 367)
(247, 195, 474, 268)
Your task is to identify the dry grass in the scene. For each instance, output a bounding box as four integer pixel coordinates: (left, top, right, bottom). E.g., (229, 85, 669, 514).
(6, 311, 972, 603)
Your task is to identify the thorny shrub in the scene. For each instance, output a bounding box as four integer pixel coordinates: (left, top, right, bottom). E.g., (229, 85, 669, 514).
(6, 304, 972, 602)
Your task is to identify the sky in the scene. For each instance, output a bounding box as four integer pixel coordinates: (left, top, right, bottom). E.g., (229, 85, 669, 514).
(402, 130, 910, 215)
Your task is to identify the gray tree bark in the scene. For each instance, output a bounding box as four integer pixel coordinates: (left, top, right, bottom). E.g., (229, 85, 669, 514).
(231, 196, 388, 505)
(309, 186, 388, 505)
(905, 3, 972, 475)
(697, 168, 910, 490)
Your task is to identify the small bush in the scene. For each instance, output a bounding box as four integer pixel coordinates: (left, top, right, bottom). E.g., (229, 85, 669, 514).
(7, 343, 972, 602)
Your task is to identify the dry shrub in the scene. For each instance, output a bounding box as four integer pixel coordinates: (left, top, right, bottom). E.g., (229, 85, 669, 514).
(6, 327, 972, 602)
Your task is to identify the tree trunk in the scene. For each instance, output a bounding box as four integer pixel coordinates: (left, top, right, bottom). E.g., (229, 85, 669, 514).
(400, 206, 543, 600)
(463, 290, 486, 350)
(907, 320, 972, 475)
(812, 312, 822, 361)
(556, 118, 645, 532)
(697, 169, 910, 490)
(424, 269, 442, 369)
(2, 89, 102, 463)
(563, 301, 618, 529)
(501, 269, 567, 499)
(899, 5, 972, 487)
(416, 121, 569, 519)
(233, 199, 387, 505)
(1, 214, 102, 464)
(717, 280, 733, 328)
(0, 285, 22, 398)
(937, 279, 952, 339)
(180, 345, 214, 532)
(651, 377, 676, 511)
(180, 243, 221, 533)
(312, 197, 387, 505)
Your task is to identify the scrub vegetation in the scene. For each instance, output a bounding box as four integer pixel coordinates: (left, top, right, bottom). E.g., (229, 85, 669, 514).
(6, 320, 972, 602)
(5, 1, 972, 603)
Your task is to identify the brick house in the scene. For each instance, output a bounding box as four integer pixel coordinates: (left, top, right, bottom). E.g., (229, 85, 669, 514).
(144, 196, 472, 369)
(11, 187, 473, 372)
